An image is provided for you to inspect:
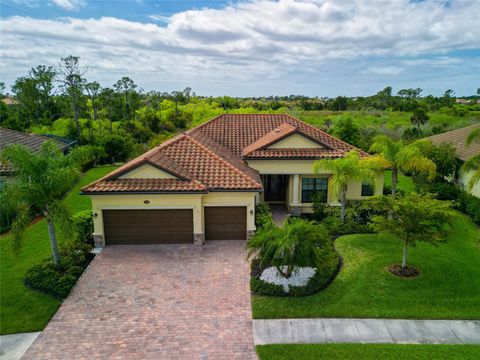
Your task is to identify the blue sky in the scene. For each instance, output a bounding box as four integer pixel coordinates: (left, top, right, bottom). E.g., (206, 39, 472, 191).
(1, 0, 479, 97)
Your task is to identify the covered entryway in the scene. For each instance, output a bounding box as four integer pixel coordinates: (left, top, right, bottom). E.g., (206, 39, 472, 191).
(204, 206, 246, 240)
(103, 209, 193, 245)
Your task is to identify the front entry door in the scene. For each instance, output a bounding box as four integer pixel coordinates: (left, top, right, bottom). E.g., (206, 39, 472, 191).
(263, 175, 286, 202)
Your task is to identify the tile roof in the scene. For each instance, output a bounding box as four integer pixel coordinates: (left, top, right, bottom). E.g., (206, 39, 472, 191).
(0, 127, 71, 175)
(425, 124, 480, 162)
(242, 123, 298, 156)
(83, 178, 207, 193)
(82, 114, 367, 194)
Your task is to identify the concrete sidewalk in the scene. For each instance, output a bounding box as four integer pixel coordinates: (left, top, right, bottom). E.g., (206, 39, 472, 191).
(253, 318, 480, 345)
(0, 332, 40, 360)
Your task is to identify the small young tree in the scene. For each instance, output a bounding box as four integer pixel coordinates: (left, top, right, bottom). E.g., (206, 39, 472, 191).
(247, 218, 328, 278)
(314, 150, 385, 223)
(371, 194, 452, 273)
(1, 142, 91, 265)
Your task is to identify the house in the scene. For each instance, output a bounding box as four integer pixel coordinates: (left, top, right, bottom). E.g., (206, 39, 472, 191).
(426, 124, 480, 198)
(81, 114, 384, 247)
(0, 127, 77, 177)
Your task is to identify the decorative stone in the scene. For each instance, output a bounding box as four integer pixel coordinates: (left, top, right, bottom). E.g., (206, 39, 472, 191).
(247, 230, 256, 240)
(93, 233, 104, 248)
(289, 205, 302, 216)
(260, 266, 316, 293)
(194, 233, 205, 245)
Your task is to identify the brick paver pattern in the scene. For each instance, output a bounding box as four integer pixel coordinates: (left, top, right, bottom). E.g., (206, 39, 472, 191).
(23, 241, 257, 360)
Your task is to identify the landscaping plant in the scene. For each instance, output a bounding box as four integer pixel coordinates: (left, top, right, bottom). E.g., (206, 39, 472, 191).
(463, 127, 480, 191)
(314, 150, 385, 223)
(1, 142, 91, 265)
(371, 193, 452, 276)
(369, 136, 436, 196)
(248, 218, 327, 278)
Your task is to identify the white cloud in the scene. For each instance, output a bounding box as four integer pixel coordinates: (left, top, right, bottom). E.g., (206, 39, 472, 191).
(51, 0, 86, 11)
(0, 0, 479, 95)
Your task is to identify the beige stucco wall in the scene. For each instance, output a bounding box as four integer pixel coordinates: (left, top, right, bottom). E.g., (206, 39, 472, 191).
(118, 164, 176, 179)
(89, 191, 257, 240)
(247, 159, 384, 212)
(459, 168, 480, 198)
(268, 134, 323, 149)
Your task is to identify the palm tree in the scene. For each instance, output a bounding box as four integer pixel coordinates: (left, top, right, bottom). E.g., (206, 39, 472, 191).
(410, 108, 429, 130)
(370, 136, 436, 196)
(1, 142, 90, 265)
(314, 150, 384, 223)
(464, 128, 480, 191)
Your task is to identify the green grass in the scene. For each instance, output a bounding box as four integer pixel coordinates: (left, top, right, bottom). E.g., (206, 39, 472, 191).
(252, 213, 480, 319)
(256, 344, 480, 360)
(384, 170, 416, 194)
(0, 166, 116, 335)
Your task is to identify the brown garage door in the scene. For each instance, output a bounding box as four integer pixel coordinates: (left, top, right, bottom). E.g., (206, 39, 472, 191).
(103, 209, 193, 245)
(205, 207, 246, 240)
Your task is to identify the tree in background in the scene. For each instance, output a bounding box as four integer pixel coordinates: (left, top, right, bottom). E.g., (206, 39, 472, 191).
(314, 150, 385, 223)
(370, 136, 436, 196)
(114, 77, 138, 121)
(99, 87, 117, 133)
(1, 142, 91, 264)
(333, 116, 360, 147)
(410, 107, 429, 130)
(57, 56, 86, 141)
(85, 81, 102, 138)
(372, 194, 452, 273)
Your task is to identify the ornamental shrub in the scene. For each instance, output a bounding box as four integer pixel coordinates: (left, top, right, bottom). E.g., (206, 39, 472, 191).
(72, 210, 94, 245)
(255, 203, 273, 229)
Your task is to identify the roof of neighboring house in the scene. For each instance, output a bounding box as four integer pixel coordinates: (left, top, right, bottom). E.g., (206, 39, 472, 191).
(425, 124, 480, 162)
(82, 114, 365, 194)
(1, 96, 18, 106)
(0, 127, 74, 175)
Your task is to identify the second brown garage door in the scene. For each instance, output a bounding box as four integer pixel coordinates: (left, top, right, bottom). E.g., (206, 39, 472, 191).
(204, 207, 246, 240)
(103, 209, 193, 245)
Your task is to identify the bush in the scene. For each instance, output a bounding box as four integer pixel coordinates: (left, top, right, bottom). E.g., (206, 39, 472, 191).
(72, 210, 94, 245)
(255, 203, 273, 229)
(24, 245, 93, 299)
(250, 245, 341, 297)
(383, 184, 405, 196)
(428, 181, 460, 201)
(457, 191, 480, 224)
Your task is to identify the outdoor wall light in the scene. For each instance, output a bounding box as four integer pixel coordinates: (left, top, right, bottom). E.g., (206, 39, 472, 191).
(249, 210, 254, 215)
(144, 200, 150, 204)
(93, 213, 98, 219)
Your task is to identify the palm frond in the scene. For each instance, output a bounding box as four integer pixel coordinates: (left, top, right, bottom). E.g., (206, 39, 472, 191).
(463, 154, 480, 191)
(466, 128, 480, 146)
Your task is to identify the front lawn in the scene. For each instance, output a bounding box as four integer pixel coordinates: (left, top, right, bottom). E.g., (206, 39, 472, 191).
(0, 166, 116, 335)
(252, 213, 480, 319)
(256, 344, 480, 360)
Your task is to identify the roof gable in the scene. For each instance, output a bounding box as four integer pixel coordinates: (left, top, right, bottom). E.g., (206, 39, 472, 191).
(118, 163, 178, 179)
(268, 133, 324, 149)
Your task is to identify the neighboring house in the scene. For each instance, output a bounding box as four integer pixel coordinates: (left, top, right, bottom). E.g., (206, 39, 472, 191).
(0, 127, 76, 177)
(1, 96, 18, 106)
(82, 114, 384, 247)
(426, 124, 480, 198)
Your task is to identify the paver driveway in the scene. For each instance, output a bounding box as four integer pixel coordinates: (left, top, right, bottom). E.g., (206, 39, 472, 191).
(23, 241, 256, 360)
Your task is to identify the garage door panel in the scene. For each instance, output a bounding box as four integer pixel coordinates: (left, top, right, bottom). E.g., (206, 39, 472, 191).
(205, 207, 246, 240)
(104, 209, 193, 245)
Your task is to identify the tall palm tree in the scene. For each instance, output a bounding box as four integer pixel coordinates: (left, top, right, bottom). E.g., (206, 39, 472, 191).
(1, 142, 90, 265)
(370, 136, 436, 196)
(464, 128, 480, 191)
(314, 150, 384, 223)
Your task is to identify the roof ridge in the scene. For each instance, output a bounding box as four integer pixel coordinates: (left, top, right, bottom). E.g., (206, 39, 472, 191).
(242, 122, 297, 156)
(184, 134, 262, 189)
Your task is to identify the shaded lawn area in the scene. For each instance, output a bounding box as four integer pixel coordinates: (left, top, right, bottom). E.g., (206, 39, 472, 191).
(252, 213, 480, 319)
(256, 344, 480, 360)
(0, 166, 116, 335)
(383, 170, 415, 194)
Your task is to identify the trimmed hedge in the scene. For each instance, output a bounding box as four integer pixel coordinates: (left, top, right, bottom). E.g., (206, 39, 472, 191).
(24, 246, 94, 299)
(251, 246, 340, 297)
(255, 203, 273, 229)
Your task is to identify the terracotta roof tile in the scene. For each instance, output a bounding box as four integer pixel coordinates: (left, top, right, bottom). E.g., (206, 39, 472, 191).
(84, 178, 207, 193)
(82, 114, 368, 194)
(425, 124, 480, 162)
(242, 123, 298, 156)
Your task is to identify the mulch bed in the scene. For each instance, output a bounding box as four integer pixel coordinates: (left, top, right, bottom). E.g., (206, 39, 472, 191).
(388, 264, 420, 278)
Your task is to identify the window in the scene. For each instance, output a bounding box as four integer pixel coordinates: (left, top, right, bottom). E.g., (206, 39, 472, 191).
(301, 177, 328, 203)
(361, 182, 374, 196)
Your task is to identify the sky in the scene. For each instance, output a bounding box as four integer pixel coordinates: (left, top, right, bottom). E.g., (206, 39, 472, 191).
(1, 0, 479, 97)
